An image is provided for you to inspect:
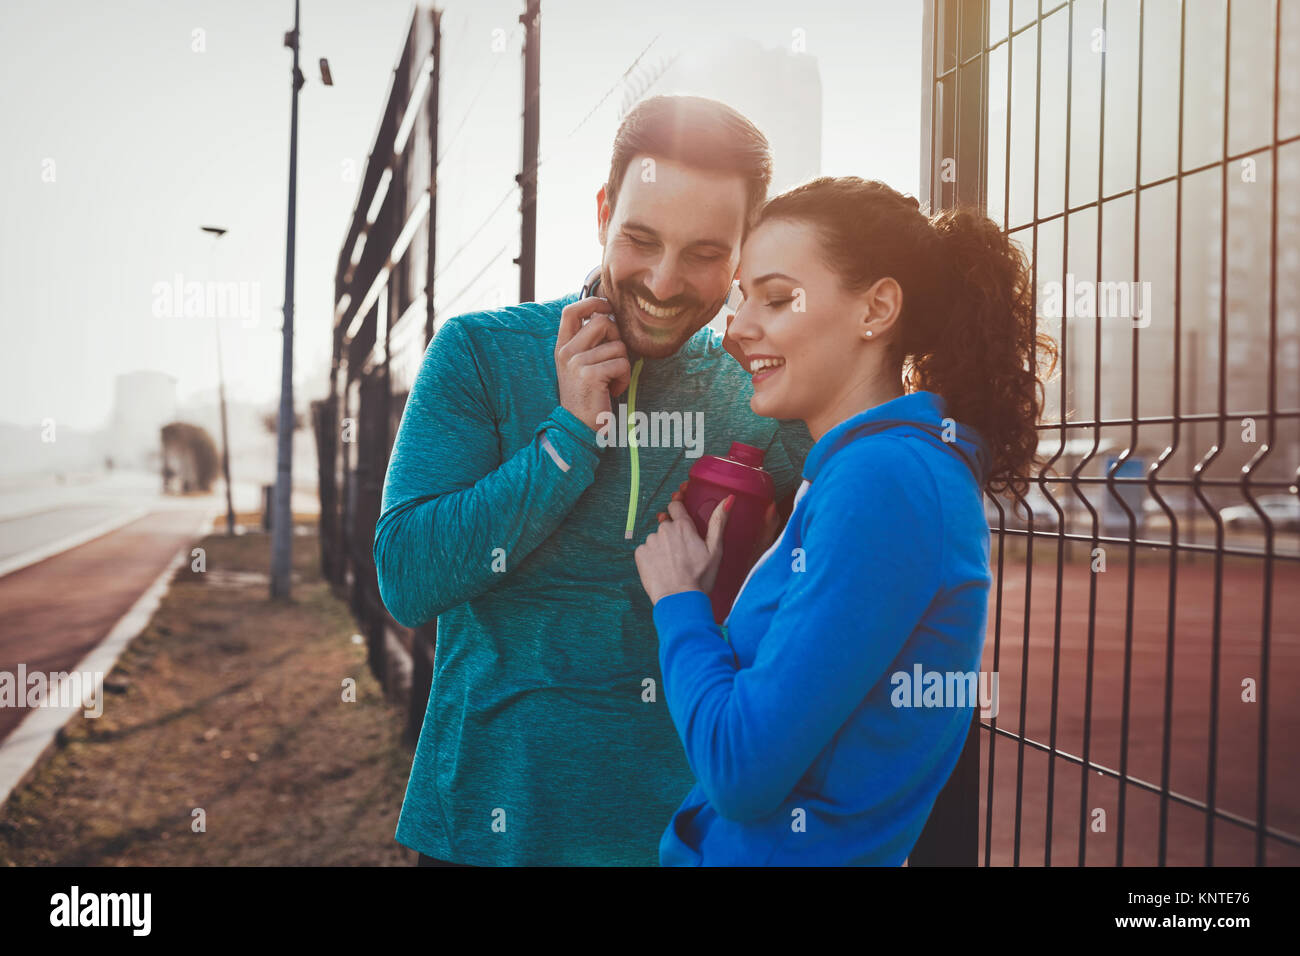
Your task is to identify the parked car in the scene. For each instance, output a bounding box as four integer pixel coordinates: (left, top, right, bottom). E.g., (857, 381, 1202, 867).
(985, 486, 1064, 530)
(1220, 495, 1300, 532)
(1142, 490, 1206, 524)
(1143, 490, 1194, 515)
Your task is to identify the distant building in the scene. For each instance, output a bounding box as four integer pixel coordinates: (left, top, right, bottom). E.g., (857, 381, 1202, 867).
(108, 371, 177, 468)
(1031, 11, 1299, 499)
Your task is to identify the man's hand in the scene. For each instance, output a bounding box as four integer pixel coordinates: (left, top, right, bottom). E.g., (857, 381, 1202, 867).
(555, 296, 632, 432)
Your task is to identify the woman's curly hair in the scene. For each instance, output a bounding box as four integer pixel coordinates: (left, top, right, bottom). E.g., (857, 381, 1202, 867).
(757, 177, 1058, 497)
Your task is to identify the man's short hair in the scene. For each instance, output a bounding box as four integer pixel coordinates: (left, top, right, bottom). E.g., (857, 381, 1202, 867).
(606, 95, 773, 227)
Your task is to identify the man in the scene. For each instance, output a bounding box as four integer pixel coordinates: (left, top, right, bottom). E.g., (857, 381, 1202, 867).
(376, 94, 813, 866)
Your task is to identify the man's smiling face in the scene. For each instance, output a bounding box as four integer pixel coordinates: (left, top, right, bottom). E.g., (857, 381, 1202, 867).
(596, 155, 747, 360)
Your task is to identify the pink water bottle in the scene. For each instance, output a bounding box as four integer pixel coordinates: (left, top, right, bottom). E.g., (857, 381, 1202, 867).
(682, 441, 776, 624)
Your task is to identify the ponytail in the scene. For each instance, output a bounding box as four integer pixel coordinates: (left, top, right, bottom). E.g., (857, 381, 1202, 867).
(905, 208, 1057, 496)
(757, 177, 1057, 496)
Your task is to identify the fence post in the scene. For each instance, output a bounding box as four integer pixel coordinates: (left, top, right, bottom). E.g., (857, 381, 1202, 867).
(515, 0, 540, 302)
(912, 0, 989, 866)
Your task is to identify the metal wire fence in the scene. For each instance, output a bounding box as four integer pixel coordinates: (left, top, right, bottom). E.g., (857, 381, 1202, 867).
(312, 0, 1298, 865)
(919, 0, 1299, 866)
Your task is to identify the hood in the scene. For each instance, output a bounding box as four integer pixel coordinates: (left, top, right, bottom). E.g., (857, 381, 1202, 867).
(802, 390, 990, 488)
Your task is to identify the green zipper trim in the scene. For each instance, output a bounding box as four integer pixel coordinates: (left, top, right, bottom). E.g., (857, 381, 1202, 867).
(624, 357, 644, 540)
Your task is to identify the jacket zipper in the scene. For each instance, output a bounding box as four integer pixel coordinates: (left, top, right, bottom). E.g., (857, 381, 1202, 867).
(624, 357, 644, 540)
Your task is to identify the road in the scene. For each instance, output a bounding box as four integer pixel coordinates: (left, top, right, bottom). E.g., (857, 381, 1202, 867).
(0, 505, 212, 742)
(0, 471, 318, 743)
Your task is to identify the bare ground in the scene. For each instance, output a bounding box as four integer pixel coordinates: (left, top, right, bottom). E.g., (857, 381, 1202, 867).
(0, 515, 416, 866)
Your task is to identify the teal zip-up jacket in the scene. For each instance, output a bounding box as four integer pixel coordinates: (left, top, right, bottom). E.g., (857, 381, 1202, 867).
(375, 293, 813, 866)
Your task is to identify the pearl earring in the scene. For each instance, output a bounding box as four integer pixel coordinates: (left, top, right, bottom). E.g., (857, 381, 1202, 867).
(864, 330, 873, 338)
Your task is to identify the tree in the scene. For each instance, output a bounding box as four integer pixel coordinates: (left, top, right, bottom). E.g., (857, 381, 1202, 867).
(262, 408, 305, 434)
(160, 422, 220, 493)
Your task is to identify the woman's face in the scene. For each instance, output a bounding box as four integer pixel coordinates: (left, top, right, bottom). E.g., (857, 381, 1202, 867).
(728, 218, 872, 435)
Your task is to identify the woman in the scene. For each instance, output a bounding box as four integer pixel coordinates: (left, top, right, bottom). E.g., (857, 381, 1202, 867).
(633, 176, 1056, 866)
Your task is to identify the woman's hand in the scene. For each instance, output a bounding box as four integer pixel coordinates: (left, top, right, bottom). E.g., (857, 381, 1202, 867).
(635, 496, 732, 605)
(652, 479, 784, 574)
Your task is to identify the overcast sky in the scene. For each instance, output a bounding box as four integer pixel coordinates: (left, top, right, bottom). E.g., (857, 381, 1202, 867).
(0, 0, 922, 432)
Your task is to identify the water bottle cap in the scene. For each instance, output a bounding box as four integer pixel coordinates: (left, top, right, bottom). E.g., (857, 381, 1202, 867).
(728, 442, 765, 467)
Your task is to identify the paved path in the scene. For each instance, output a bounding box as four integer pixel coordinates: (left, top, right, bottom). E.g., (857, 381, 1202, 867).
(0, 506, 210, 743)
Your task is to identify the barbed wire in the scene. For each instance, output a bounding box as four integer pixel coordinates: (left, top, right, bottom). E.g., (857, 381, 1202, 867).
(436, 21, 526, 167)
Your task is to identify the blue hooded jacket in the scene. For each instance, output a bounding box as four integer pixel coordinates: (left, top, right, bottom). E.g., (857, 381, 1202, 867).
(652, 390, 993, 865)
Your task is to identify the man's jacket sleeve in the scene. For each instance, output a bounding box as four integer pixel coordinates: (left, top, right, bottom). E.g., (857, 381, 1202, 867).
(373, 317, 603, 628)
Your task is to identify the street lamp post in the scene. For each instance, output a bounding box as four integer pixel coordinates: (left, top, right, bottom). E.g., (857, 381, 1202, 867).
(201, 224, 236, 537)
(271, 0, 331, 599)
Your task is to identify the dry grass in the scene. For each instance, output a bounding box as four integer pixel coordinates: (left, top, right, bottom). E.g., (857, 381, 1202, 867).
(0, 516, 415, 866)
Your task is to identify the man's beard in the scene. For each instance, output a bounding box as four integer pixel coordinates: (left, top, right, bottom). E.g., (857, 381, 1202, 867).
(602, 266, 728, 361)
